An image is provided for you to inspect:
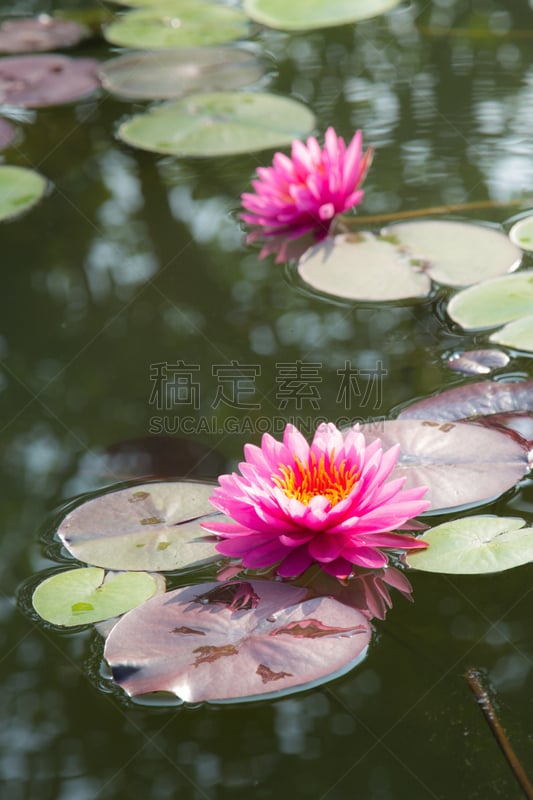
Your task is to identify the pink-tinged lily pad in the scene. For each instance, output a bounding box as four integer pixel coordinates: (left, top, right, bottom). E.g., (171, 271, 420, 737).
(99, 47, 264, 101)
(104, 580, 371, 703)
(472, 413, 533, 452)
(57, 481, 220, 572)
(360, 419, 529, 513)
(398, 380, 533, 421)
(0, 54, 100, 108)
(0, 117, 15, 150)
(0, 15, 88, 53)
(447, 349, 510, 375)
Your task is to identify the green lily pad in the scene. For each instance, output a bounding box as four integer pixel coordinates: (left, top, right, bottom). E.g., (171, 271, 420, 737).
(509, 215, 533, 252)
(32, 567, 160, 627)
(297, 233, 432, 302)
(381, 220, 521, 287)
(57, 481, 220, 571)
(406, 516, 533, 574)
(0, 165, 47, 222)
(99, 47, 264, 101)
(117, 92, 315, 157)
(489, 315, 533, 353)
(447, 269, 533, 330)
(243, 0, 400, 31)
(104, 3, 249, 49)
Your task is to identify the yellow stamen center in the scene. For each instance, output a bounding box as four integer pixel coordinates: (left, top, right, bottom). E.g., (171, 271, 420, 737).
(272, 451, 359, 506)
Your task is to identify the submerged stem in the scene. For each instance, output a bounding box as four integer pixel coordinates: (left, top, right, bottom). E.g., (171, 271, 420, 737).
(464, 667, 533, 800)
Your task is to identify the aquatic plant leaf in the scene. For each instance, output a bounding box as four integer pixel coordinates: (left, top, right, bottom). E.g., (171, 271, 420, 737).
(406, 516, 533, 574)
(509, 215, 533, 252)
(0, 118, 16, 151)
(398, 380, 533, 421)
(297, 233, 431, 302)
(104, 580, 371, 702)
(360, 419, 529, 513)
(447, 349, 510, 375)
(104, 3, 249, 49)
(489, 315, 533, 354)
(398, 380, 533, 451)
(32, 567, 160, 627)
(447, 270, 533, 330)
(0, 16, 88, 53)
(57, 482, 220, 571)
(100, 47, 264, 101)
(243, 0, 400, 30)
(0, 165, 47, 221)
(117, 92, 315, 157)
(381, 220, 521, 287)
(0, 54, 100, 108)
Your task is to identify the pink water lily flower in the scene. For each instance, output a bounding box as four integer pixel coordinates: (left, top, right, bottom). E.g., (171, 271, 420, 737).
(241, 128, 373, 260)
(201, 422, 429, 581)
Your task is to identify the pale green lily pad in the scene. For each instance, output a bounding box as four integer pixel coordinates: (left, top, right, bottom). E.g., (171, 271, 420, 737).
(99, 47, 264, 101)
(509, 215, 533, 252)
(118, 92, 315, 157)
(406, 516, 533, 574)
(0, 165, 47, 222)
(447, 269, 533, 330)
(243, 0, 400, 31)
(32, 567, 160, 626)
(104, 3, 249, 49)
(297, 233, 432, 302)
(489, 314, 533, 353)
(57, 481, 220, 571)
(381, 220, 522, 288)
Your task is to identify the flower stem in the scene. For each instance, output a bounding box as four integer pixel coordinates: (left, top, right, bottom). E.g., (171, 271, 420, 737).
(464, 667, 533, 800)
(342, 198, 533, 226)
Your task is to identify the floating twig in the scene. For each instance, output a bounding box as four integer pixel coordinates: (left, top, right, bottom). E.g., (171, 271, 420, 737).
(464, 667, 533, 800)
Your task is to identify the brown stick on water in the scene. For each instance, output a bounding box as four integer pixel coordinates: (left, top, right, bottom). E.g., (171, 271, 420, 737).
(464, 667, 533, 800)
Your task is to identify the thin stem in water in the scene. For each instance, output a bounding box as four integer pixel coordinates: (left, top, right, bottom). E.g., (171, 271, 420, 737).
(464, 667, 533, 800)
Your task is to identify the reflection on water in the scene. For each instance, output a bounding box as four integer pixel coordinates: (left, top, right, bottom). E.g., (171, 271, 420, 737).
(1, 0, 533, 797)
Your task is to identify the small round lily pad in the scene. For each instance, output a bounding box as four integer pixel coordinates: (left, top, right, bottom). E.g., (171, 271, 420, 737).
(117, 92, 315, 157)
(406, 516, 533, 574)
(0, 15, 88, 53)
(32, 567, 160, 627)
(447, 269, 533, 331)
(0, 54, 100, 108)
(104, 3, 249, 50)
(447, 349, 510, 375)
(0, 165, 47, 222)
(243, 0, 401, 31)
(99, 47, 264, 101)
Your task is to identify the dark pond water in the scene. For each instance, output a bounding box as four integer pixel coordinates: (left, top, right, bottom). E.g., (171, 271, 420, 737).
(2, 0, 533, 797)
